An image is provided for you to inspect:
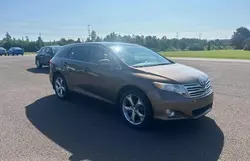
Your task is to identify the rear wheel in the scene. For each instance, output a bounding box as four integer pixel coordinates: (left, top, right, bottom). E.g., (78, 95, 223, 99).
(119, 89, 153, 129)
(54, 74, 69, 100)
(36, 59, 42, 68)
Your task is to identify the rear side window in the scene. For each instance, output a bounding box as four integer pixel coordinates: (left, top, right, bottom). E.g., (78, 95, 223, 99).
(55, 46, 70, 58)
(45, 47, 53, 56)
(88, 46, 109, 63)
(67, 46, 90, 62)
(46, 47, 52, 53)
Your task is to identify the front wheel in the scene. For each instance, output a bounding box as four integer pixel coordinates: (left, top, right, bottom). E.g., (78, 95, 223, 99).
(36, 59, 42, 68)
(119, 89, 153, 129)
(53, 74, 69, 100)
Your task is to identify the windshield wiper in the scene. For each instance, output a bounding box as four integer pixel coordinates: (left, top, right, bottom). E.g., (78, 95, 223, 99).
(139, 63, 171, 67)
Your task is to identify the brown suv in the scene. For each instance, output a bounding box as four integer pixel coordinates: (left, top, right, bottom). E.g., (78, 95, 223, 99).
(49, 42, 213, 128)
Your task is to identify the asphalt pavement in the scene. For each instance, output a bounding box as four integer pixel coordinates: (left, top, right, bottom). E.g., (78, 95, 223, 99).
(0, 55, 250, 161)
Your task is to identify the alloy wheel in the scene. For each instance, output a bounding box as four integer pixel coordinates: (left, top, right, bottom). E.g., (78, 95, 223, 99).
(122, 94, 146, 125)
(55, 77, 66, 98)
(36, 60, 40, 67)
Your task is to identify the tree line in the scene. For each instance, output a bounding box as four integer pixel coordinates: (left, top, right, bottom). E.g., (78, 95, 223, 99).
(0, 27, 250, 52)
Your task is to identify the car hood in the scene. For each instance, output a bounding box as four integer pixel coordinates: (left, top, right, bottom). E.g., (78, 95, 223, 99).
(134, 63, 208, 84)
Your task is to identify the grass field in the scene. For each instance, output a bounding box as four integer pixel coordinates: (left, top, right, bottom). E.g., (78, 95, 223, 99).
(24, 52, 36, 55)
(160, 50, 250, 60)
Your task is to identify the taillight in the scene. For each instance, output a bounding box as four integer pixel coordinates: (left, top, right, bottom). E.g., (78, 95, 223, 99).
(49, 59, 52, 67)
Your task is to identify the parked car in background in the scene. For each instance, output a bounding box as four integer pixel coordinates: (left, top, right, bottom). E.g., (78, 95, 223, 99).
(7, 47, 24, 56)
(0, 47, 7, 56)
(35, 45, 61, 68)
(49, 42, 213, 129)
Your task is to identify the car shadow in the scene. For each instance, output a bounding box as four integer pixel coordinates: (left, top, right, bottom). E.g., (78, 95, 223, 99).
(26, 67, 49, 74)
(25, 93, 224, 161)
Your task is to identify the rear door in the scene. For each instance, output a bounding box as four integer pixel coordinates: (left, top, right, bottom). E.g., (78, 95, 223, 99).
(39, 47, 47, 64)
(44, 47, 53, 65)
(63, 45, 90, 91)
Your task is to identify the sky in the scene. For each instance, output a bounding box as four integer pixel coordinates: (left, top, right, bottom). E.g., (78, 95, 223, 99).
(0, 0, 249, 41)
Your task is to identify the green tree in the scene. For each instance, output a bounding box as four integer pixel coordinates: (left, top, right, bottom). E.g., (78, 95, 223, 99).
(25, 36, 29, 42)
(179, 39, 188, 51)
(231, 27, 250, 49)
(66, 39, 75, 44)
(36, 36, 44, 50)
(76, 38, 81, 43)
(207, 41, 211, 50)
(58, 38, 67, 45)
(91, 30, 97, 42)
(3, 32, 12, 49)
(104, 32, 119, 42)
(95, 36, 102, 42)
(86, 37, 91, 42)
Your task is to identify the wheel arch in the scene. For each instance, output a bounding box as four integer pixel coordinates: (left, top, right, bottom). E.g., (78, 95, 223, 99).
(52, 71, 65, 89)
(116, 85, 152, 106)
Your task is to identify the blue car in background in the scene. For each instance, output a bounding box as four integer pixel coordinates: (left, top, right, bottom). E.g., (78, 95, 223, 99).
(0, 47, 7, 56)
(7, 47, 24, 56)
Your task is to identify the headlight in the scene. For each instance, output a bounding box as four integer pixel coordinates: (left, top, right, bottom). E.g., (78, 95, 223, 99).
(153, 82, 189, 97)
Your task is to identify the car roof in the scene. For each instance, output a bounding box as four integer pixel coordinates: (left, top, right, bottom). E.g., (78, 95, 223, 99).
(10, 47, 22, 49)
(62, 42, 139, 49)
(42, 45, 61, 48)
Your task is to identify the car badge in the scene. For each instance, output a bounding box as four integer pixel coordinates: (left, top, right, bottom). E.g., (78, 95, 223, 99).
(199, 77, 206, 86)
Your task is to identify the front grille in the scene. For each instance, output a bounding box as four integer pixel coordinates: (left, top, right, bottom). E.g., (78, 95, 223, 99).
(183, 79, 212, 98)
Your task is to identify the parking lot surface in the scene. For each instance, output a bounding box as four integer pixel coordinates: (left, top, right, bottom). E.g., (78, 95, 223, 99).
(0, 56, 250, 161)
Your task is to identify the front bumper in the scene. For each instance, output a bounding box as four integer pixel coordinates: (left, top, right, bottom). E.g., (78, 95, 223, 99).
(147, 89, 214, 120)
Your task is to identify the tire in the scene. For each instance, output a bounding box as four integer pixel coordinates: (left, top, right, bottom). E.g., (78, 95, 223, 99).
(119, 89, 153, 129)
(53, 74, 69, 100)
(36, 59, 42, 68)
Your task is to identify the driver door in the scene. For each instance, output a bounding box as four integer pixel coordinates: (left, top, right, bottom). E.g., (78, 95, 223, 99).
(83, 45, 121, 102)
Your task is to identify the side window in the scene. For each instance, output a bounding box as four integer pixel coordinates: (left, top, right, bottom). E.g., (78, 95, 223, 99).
(47, 48, 52, 53)
(47, 48, 53, 56)
(55, 47, 69, 58)
(88, 46, 109, 63)
(68, 46, 89, 62)
(41, 47, 47, 55)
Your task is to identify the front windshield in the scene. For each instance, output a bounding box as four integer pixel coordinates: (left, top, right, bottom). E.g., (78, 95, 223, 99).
(109, 45, 173, 67)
